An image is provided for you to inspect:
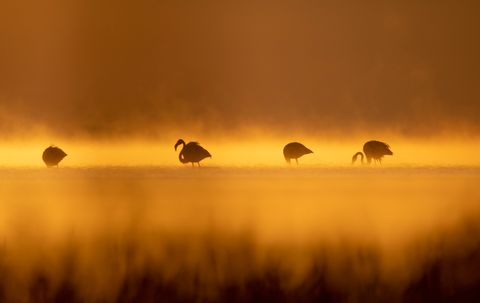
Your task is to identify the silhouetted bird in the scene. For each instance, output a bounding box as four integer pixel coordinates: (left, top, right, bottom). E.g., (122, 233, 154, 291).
(42, 146, 67, 167)
(283, 142, 313, 165)
(174, 139, 211, 167)
(352, 140, 393, 165)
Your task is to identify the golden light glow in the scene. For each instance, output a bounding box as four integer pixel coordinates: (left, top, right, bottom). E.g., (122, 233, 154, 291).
(1, 0, 480, 300)
(1, 136, 479, 167)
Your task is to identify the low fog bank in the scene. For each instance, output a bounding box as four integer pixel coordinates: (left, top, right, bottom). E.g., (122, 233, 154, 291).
(1, 107, 479, 142)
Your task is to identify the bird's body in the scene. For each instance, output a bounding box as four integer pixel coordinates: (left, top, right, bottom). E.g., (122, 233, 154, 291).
(352, 140, 393, 165)
(283, 142, 313, 165)
(175, 139, 211, 167)
(42, 146, 67, 167)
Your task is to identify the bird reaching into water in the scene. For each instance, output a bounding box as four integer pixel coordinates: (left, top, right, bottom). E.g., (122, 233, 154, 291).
(283, 142, 313, 165)
(42, 146, 67, 167)
(174, 139, 211, 167)
(352, 140, 393, 165)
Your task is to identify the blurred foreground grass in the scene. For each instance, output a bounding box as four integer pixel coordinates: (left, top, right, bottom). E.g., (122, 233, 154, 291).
(1, 167, 479, 302)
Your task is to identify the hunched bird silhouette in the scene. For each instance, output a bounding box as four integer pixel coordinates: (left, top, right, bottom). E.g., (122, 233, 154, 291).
(352, 140, 393, 165)
(42, 146, 67, 167)
(283, 142, 313, 165)
(174, 139, 212, 167)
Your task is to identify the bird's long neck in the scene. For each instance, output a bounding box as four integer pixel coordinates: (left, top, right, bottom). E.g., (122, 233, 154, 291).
(178, 143, 189, 164)
(352, 152, 364, 164)
(178, 152, 188, 164)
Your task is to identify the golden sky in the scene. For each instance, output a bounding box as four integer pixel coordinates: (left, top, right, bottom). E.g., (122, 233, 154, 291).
(0, 0, 479, 140)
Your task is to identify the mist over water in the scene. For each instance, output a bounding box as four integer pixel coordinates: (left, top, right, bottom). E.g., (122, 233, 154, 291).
(1, 0, 480, 301)
(1, 167, 480, 302)
(1, 138, 480, 167)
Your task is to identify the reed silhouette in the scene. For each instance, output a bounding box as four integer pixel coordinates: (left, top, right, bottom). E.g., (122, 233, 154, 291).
(283, 142, 313, 165)
(3, 220, 480, 303)
(174, 139, 212, 167)
(42, 146, 67, 167)
(352, 141, 393, 165)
